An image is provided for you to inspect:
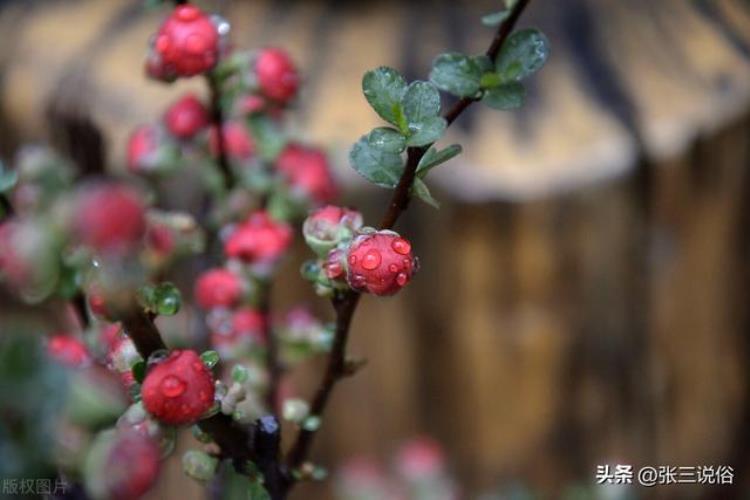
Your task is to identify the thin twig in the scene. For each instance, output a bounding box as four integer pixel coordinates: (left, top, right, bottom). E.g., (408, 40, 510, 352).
(282, 0, 533, 491)
(206, 72, 233, 188)
(262, 281, 281, 413)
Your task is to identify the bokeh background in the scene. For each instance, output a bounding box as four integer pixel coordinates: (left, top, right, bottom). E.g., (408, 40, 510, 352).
(1, 0, 750, 498)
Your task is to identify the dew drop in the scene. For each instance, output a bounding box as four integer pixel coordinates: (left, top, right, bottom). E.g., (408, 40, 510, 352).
(350, 274, 366, 288)
(160, 375, 187, 398)
(388, 264, 399, 273)
(396, 273, 409, 286)
(348, 254, 357, 265)
(391, 238, 411, 255)
(362, 250, 382, 270)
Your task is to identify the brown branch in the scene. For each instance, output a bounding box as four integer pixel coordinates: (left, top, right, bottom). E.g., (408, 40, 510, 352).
(206, 72, 233, 189)
(282, 0, 532, 493)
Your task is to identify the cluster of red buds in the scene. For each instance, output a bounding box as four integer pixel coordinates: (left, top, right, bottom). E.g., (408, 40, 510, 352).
(302, 205, 418, 296)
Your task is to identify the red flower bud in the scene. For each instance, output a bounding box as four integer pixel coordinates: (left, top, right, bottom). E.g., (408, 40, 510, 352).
(224, 211, 292, 264)
(127, 125, 159, 174)
(396, 437, 446, 479)
(303, 205, 362, 257)
(209, 122, 255, 160)
(74, 184, 146, 253)
(210, 307, 266, 356)
(194, 268, 242, 309)
(141, 349, 215, 425)
(276, 144, 337, 204)
(151, 5, 220, 78)
(256, 48, 299, 103)
(346, 231, 417, 296)
(47, 334, 90, 368)
(164, 93, 209, 139)
(84, 429, 160, 500)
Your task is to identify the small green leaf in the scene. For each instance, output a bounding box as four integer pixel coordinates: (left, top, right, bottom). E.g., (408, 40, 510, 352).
(417, 144, 463, 176)
(430, 53, 483, 97)
(302, 415, 321, 431)
(154, 282, 181, 316)
(483, 82, 526, 110)
(132, 360, 146, 384)
(349, 136, 404, 188)
(231, 364, 249, 383)
(0, 170, 18, 193)
(136, 284, 157, 312)
(412, 178, 440, 209)
(480, 72, 503, 89)
(200, 350, 220, 369)
(367, 127, 406, 153)
(474, 55, 494, 73)
(402, 81, 441, 125)
(495, 29, 550, 82)
(248, 480, 271, 500)
(406, 116, 447, 147)
(247, 115, 286, 161)
(481, 10, 511, 27)
(362, 67, 408, 125)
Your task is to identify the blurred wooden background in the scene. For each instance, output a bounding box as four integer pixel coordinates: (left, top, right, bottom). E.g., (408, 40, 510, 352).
(1, 0, 750, 498)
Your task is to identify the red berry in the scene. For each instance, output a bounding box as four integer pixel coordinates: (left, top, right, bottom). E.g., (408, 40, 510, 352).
(209, 122, 255, 160)
(210, 307, 266, 353)
(141, 349, 215, 425)
(47, 334, 90, 368)
(237, 94, 267, 115)
(194, 268, 242, 309)
(346, 231, 417, 296)
(74, 184, 146, 253)
(152, 5, 220, 77)
(88, 290, 111, 319)
(164, 93, 209, 139)
(396, 437, 445, 479)
(256, 48, 299, 103)
(276, 144, 337, 204)
(224, 211, 292, 264)
(126, 125, 159, 173)
(102, 430, 161, 499)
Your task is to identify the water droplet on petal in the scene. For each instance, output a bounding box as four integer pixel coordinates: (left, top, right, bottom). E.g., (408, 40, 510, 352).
(396, 273, 409, 286)
(160, 375, 187, 398)
(391, 238, 411, 255)
(389, 264, 399, 273)
(362, 250, 382, 270)
(348, 254, 357, 265)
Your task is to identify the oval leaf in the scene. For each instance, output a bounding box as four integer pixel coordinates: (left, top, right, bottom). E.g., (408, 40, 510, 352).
(483, 82, 526, 110)
(406, 116, 447, 147)
(416, 144, 463, 176)
(429, 53, 483, 98)
(495, 29, 550, 82)
(367, 127, 407, 153)
(402, 81, 441, 125)
(362, 67, 408, 126)
(412, 178, 440, 209)
(349, 136, 404, 188)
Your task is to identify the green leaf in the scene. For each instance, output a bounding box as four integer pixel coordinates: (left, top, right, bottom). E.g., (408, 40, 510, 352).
(132, 360, 146, 384)
(231, 364, 249, 383)
(247, 115, 287, 161)
(481, 10, 511, 27)
(200, 350, 220, 369)
(412, 178, 440, 209)
(483, 82, 526, 110)
(0, 170, 18, 193)
(474, 55, 494, 73)
(429, 53, 483, 97)
(248, 480, 271, 500)
(367, 127, 406, 153)
(495, 29, 550, 82)
(402, 81, 441, 125)
(481, 0, 518, 26)
(362, 67, 408, 125)
(405, 116, 447, 147)
(349, 135, 404, 188)
(417, 144, 463, 176)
